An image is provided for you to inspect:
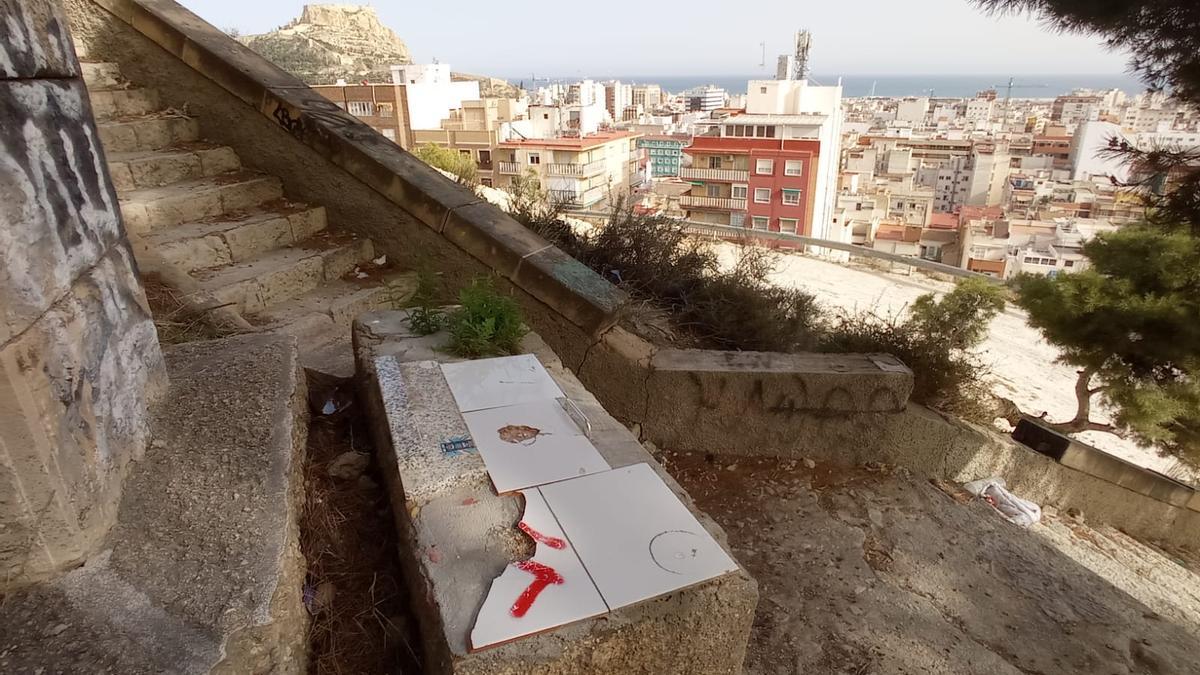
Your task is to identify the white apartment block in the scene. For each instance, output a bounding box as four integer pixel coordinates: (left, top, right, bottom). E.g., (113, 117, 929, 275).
(390, 63, 480, 130)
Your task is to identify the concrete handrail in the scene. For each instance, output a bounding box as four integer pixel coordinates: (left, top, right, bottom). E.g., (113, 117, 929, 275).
(88, 0, 628, 334)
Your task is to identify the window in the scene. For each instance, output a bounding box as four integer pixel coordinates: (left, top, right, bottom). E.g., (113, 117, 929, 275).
(784, 160, 803, 176)
(1064, 259, 1075, 267)
(479, 150, 491, 164)
(754, 188, 771, 203)
(708, 156, 723, 169)
(760, 86, 767, 94)
(528, 154, 541, 165)
(460, 150, 471, 158)
(781, 189, 801, 206)
(377, 103, 394, 118)
(380, 128, 396, 141)
(706, 183, 721, 198)
(755, 158, 774, 175)
(481, 178, 493, 187)
(751, 216, 769, 230)
(731, 184, 748, 199)
(347, 101, 375, 116)
(779, 218, 798, 233)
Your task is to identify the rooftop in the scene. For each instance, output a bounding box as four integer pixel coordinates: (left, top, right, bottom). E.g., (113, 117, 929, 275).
(498, 129, 640, 150)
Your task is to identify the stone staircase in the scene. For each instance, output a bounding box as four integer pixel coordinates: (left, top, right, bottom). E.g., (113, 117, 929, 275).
(82, 60, 416, 377)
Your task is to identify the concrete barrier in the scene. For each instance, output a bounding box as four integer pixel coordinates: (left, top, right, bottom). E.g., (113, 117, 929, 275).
(353, 311, 758, 675)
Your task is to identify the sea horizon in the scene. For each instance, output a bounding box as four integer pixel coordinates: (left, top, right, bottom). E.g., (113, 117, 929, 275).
(500, 73, 1148, 98)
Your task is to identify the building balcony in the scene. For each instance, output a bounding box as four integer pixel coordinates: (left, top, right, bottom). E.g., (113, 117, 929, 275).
(680, 167, 749, 182)
(679, 195, 747, 210)
(549, 186, 605, 207)
(546, 159, 606, 177)
(497, 161, 522, 175)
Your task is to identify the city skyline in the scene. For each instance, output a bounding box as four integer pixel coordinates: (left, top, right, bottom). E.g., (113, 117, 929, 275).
(180, 0, 1133, 78)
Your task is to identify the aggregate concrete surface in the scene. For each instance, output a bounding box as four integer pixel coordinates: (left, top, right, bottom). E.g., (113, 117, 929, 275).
(665, 451, 1200, 675)
(0, 334, 308, 674)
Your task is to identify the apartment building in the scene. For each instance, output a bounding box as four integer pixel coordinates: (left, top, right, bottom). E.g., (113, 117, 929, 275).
(389, 63, 479, 130)
(683, 86, 726, 112)
(637, 135, 689, 177)
(632, 84, 662, 110)
(933, 143, 1011, 212)
(411, 98, 527, 187)
(492, 130, 643, 208)
(313, 81, 413, 147)
(681, 79, 842, 239)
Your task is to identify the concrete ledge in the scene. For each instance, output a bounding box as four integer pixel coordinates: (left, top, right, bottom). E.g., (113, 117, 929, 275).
(82, 0, 627, 335)
(353, 310, 757, 675)
(0, 333, 309, 674)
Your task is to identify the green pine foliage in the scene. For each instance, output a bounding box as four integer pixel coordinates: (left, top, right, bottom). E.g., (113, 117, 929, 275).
(1012, 227, 1200, 459)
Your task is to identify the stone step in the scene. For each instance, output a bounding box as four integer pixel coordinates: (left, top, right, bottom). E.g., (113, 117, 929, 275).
(97, 113, 199, 154)
(0, 334, 310, 674)
(194, 233, 375, 315)
(147, 203, 327, 272)
(259, 272, 419, 378)
(258, 271, 418, 333)
(80, 61, 122, 88)
(107, 144, 242, 192)
(120, 172, 284, 234)
(88, 86, 160, 121)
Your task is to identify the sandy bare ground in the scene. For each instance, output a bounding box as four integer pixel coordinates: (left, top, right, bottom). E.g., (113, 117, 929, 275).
(665, 451, 1200, 675)
(710, 245, 1189, 480)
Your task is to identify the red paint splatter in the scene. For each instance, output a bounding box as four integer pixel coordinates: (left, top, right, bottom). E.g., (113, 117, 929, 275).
(426, 546, 443, 563)
(510, 560, 563, 617)
(462, 497, 478, 506)
(518, 521, 567, 550)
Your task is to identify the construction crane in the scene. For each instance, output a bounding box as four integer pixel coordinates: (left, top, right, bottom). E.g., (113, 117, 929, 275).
(993, 77, 1047, 119)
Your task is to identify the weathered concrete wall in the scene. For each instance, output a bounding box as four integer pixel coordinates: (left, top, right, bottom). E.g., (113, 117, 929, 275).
(0, 0, 166, 589)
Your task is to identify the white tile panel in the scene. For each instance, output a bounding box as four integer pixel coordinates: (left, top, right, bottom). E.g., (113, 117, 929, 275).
(540, 463, 739, 610)
(440, 354, 563, 413)
(470, 488, 608, 650)
(463, 399, 609, 493)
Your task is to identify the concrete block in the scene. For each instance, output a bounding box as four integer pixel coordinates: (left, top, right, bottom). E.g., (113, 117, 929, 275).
(88, 86, 159, 120)
(0, 333, 309, 673)
(0, 78, 123, 342)
(0, 0, 78, 79)
(1059, 442, 1194, 508)
(80, 61, 122, 88)
(204, 249, 325, 315)
(319, 236, 374, 281)
(353, 313, 758, 675)
(109, 145, 242, 191)
(0, 245, 165, 587)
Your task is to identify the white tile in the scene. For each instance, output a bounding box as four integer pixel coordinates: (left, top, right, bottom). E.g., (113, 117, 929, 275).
(470, 488, 608, 650)
(463, 400, 610, 493)
(440, 354, 563, 413)
(541, 463, 739, 610)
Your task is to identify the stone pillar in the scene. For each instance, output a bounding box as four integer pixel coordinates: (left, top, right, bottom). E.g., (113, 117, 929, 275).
(0, 0, 166, 590)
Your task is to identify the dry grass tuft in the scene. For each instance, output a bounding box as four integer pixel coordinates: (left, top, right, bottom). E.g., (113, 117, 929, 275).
(302, 413, 423, 674)
(141, 274, 238, 345)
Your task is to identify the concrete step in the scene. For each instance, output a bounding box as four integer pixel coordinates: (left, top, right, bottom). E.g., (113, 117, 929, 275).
(194, 232, 375, 315)
(260, 271, 418, 378)
(97, 113, 199, 154)
(258, 271, 418, 332)
(80, 61, 122, 88)
(147, 203, 327, 272)
(88, 86, 160, 121)
(107, 143, 241, 192)
(0, 334, 310, 674)
(120, 172, 284, 234)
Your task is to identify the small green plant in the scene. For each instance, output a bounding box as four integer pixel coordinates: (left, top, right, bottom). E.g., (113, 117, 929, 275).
(446, 278, 528, 357)
(405, 269, 446, 336)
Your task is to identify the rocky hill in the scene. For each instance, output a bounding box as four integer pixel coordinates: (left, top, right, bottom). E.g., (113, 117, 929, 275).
(240, 4, 411, 84)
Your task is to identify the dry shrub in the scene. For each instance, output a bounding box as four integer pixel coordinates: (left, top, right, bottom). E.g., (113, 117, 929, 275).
(517, 197, 821, 352)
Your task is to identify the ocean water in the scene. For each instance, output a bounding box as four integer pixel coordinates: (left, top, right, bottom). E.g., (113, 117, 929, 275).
(510, 73, 1148, 98)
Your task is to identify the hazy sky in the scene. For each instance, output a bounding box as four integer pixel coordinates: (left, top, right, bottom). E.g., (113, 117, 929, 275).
(179, 0, 1131, 78)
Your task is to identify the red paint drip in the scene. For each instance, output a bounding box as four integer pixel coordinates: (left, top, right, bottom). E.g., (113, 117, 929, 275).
(518, 521, 567, 550)
(462, 497, 478, 506)
(510, 560, 563, 617)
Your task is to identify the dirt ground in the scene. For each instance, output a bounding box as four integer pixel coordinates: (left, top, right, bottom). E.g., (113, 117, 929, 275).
(663, 450, 1200, 675)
